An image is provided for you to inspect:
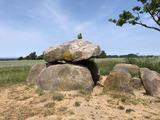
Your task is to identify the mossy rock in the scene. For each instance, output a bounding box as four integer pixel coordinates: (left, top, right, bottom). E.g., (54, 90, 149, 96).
(103, 71, 134, 94)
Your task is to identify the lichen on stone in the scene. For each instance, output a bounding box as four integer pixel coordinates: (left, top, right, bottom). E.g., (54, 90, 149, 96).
(62, 51, 72, 61)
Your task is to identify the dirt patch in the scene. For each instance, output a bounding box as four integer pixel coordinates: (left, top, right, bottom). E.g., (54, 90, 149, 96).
(0, 83, 160, 120)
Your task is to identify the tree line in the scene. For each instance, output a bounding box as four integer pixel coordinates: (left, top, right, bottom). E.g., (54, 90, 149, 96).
(18, 52, 43, 60)
(17, 51, 159, 60)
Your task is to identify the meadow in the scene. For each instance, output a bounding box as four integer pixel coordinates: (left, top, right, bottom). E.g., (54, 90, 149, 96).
(0, 60, 45, 86)
(0, 58, 160, 86)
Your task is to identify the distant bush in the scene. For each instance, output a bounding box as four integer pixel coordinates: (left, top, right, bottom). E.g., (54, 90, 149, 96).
(18, 56, 24, 60)
(18, 52, 44, 60)
(37, 54, 44, 60)
(97, 50, 107, 58)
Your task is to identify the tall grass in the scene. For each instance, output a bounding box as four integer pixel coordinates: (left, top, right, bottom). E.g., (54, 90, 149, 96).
(0, 60, 45, 68)
(95, 60, 123, 75)
(0, 67, 30, 86)
(95, 57, 160, 75)
(0, 60, 45, 86)
(0, 58, 159, 87)
(125, 57, 160, 73)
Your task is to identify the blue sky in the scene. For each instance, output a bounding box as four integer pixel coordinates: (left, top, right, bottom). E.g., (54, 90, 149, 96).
(0, 0, 159, 58)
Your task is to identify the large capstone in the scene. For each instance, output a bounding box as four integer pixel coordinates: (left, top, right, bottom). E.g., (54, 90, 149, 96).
(43, 39, 101, 62)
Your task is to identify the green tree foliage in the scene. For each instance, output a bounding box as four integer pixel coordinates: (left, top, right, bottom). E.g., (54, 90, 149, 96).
(18, 52, 44, 60)
(25, 52, 37, 60)
(109, 0, 160, 32)
(77, 33, 83, 39)
(98, 50, 107, 58)
(18, 56, 24, 60)
(37, 54, 44, 60)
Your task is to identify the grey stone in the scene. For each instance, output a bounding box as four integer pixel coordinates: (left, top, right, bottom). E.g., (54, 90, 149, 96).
(111, 67, 131, 79)
(37, 64, 94, 91)
(130, 77, 142, 89)
(103, 71, 134, 95)
(43, 39, 101, 62)
(113, 64, 140, 77)
(26, 64, 46, 84)
(74, 60, 100, 85)
(140, 68, 160, 96)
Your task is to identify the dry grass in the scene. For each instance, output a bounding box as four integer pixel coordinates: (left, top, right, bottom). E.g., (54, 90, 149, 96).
(0, 84, 160, 120)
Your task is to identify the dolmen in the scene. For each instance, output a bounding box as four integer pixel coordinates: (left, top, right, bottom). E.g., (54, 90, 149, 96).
(27, 39, 101, 92)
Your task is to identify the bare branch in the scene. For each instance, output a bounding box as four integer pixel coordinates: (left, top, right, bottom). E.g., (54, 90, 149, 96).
(148, 11, 160, 26)
(136, 22, 160, 32)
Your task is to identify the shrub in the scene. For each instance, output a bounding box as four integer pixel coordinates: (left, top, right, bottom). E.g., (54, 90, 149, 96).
(52, 92, 64, 101)
(74, 101, 81, 107)
(117, 106, 125, 110)
(126, 108, 135, 113)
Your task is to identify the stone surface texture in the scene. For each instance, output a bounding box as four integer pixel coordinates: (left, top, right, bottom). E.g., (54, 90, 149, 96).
(140, 68, 160, 96)
(26, 64, 46, 84)
(103, 71, 134, 94)
(37, 64, 94, 91)
(113, 64, 140, 76)
(43, 39, 101, 62)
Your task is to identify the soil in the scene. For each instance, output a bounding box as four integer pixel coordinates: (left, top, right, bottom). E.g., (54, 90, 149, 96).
(0, 76, 160, 120)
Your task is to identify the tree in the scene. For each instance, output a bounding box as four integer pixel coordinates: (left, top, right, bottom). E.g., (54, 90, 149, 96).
(37, 54, 44, 60)
(77, 33, 83, 39)
(18, 56, 24, 60)
(109, 0, 160, 32)
(97, 50, 107, 58)
(25, 52, 37, 60)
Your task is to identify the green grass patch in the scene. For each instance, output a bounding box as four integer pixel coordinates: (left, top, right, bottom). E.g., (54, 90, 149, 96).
(125, 57, 160, 73)
(0, 60, 45, 68)
(0, 60, 44, 87)
(0, 67, 30, 86)
(95, 60, 123, 75)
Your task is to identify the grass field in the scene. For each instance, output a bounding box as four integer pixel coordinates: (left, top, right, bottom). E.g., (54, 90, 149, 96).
(0, 58, 160, 86)
(0, 60, 45, 68)
(0, 60, 45, 86)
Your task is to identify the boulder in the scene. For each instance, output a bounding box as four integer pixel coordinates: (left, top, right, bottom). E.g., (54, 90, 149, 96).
(26, 64, 46, 84)
(75, 60, 100, 85)
(43, 39, 101, 62)
(37, 64, 94, 91)
(140, 68, 160, 96)
(103, 71, 134, 94)
(113, 64, 140, 77)
(130, 77, 142, 89)
(111, 67, 131, 79)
